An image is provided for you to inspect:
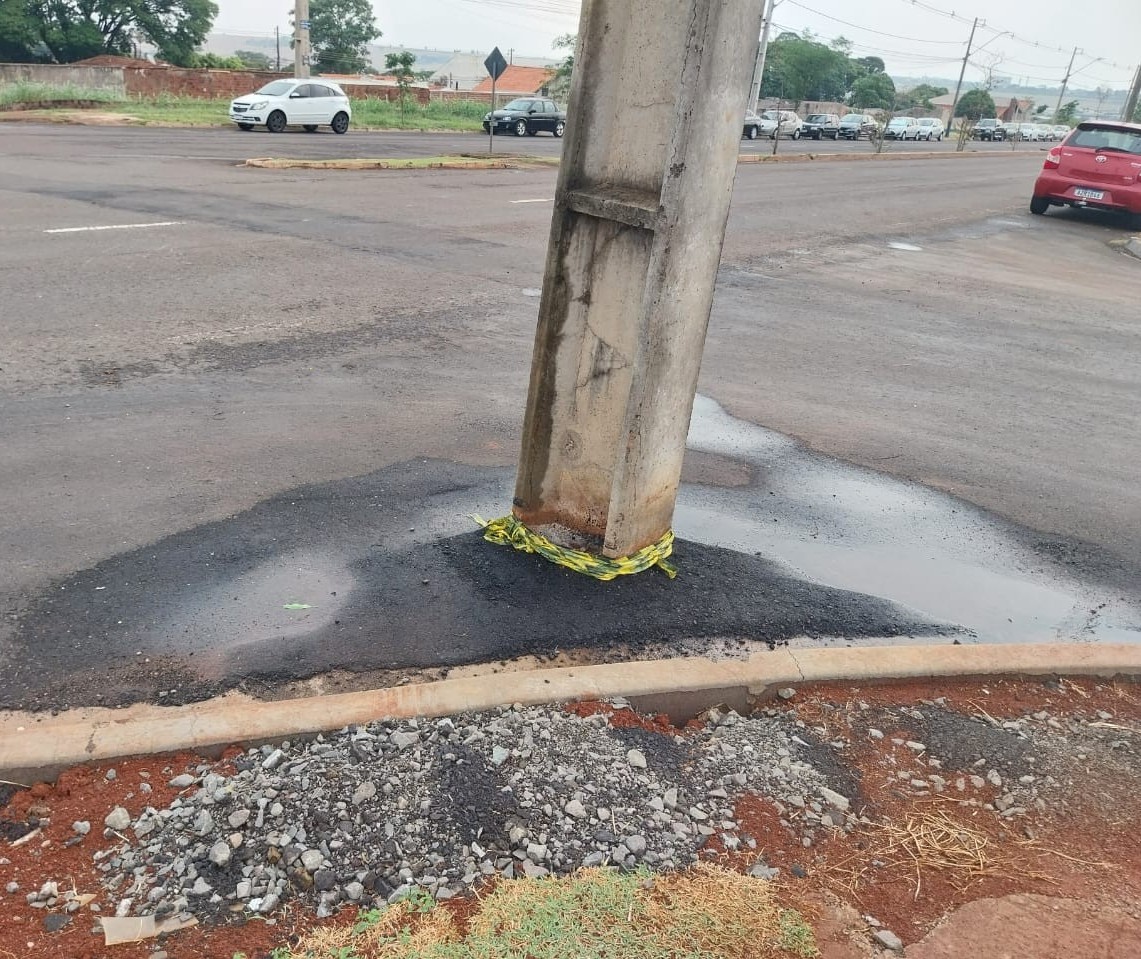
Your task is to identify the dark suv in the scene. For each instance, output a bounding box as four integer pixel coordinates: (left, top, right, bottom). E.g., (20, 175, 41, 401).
(974, 118, 1006, 141)
(838, 113, 878, 140)
(802, 113, 841, 140)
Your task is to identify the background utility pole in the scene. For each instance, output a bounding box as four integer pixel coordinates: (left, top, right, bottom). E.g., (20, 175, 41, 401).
(1124, 62, 1141, 122)
(294, 0, 311, 79)
(747, 0, 776, 116)
(1054, 46, 1080, 119)
(948, 17, 979, 131)
(275, 26, 281, 71)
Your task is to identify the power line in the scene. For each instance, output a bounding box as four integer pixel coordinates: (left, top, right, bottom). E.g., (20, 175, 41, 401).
(783, 0, 963, 45)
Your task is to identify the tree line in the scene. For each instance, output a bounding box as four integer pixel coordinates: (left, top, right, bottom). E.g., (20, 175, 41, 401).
(0, 0, 382, 74)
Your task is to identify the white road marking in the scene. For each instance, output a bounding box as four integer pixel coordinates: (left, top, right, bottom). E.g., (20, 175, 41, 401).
(44, 221, 184, 235)
(510, 198, 554, 204)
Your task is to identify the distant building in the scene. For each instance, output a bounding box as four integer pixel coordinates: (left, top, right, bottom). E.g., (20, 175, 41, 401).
(431, 53, 556, 92)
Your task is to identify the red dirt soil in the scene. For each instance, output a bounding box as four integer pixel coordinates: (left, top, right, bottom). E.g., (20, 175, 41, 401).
(2, 676, 1138, 958)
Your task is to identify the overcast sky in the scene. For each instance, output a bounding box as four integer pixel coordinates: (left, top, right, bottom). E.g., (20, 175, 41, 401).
(213, 0, 1139, 88)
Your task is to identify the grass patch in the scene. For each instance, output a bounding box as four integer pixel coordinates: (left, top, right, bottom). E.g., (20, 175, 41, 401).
(88, 94, 489, 130)
(245, 155, 559, 171)
(273, 864, 819, 959)
(0, 81, 125, 107)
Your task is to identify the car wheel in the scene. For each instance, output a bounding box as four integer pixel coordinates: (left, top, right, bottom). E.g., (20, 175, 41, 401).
(791, 128, 801, 140)
(331, 112, 349, 135)
(746, 125, 757, 140)
(238, 123, 253, 131)
(1029, 197, 1050, 216)
(830, 131, 838, 139)
(303, 124, 317, 133)
(514, 119, 528, 137)
(554, 120, 565, 138)
(266, 110, 287, 134)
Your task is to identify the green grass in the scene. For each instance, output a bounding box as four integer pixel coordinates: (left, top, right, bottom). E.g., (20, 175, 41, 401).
(272, 865, 819, 959)
(89, 94, 488, 130)
(0, 81, 125, 107)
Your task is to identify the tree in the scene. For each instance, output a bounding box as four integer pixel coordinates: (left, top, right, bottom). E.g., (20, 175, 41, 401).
(384, 50, 416, 125)
(4, 0, 217, 64)
(955, 88, 996, 122)
(234, 49, 274, 71)
(549, 32, 575, 99)
(307, 0, 380, 74)
(187, 52, 243, 69)
(1054, 99, 1079, 125)
(854, 56, 885, 75)
(761, 32, 851, 103)
(0, 0, 47, 62)
(898, 83, 947, 110)
(849, 72, 896, 110)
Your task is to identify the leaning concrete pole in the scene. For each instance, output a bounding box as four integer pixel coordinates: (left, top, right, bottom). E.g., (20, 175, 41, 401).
(513, 0, 765, 559)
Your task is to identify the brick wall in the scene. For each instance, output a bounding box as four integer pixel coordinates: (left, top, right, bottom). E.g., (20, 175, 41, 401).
(0, 63, 125, 95)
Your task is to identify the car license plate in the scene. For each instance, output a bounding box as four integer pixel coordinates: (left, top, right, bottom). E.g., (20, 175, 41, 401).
(1074, 188, 1105, 200)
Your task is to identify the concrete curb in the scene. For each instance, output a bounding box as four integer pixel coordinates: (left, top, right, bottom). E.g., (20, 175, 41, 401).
(239, 149, 1044, 173)
(244, 156, 559, 171)
(2, 643, 1138, 785)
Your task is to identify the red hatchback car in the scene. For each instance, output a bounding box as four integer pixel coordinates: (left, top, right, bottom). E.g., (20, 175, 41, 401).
(1031, 120, 1141, 228)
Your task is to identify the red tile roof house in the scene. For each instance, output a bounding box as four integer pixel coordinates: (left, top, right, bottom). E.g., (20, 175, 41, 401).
(471, 65, 555, 97)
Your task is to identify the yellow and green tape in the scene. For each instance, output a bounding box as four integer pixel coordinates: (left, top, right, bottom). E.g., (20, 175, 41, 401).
(473, 514, 677, 581)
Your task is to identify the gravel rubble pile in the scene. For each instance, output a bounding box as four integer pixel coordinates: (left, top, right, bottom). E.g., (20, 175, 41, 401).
(9, 689, 1136, 949)
(72, 703, 855, 924)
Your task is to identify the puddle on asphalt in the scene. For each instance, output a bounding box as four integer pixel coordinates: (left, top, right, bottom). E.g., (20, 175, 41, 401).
(680, 395, 1140, 644)
(164, 549, 355, 651)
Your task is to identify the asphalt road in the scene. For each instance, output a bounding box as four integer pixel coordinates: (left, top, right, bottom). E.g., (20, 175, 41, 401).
(0, 122, 1043, 163)
(1, 124, 1138, 710)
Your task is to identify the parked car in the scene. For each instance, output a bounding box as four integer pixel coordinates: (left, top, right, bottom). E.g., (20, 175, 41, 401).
(974, 118, 1005, 141)
(482, 98, 566, 137)
(884, 116, 920, 140)
(229, 79, 351, 134)
(802, 113, 841, 140)
(742, 111, 763, 140)
(915, 118, 945, 141)
(1053, 125, 1072, 141)
(838, 113, 878, 139)
(758, 110, 803, 139)
(1030, 120, 1141, 227)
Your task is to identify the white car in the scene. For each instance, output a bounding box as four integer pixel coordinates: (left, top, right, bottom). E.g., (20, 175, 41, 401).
(229, 79, 352, 134)
(915, 117, 944, 141)
(758, 110, 803, 139)
(884, 116, 920, 140)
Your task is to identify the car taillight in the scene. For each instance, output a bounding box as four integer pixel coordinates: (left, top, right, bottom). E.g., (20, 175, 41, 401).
(1043, 148, 1061, 169)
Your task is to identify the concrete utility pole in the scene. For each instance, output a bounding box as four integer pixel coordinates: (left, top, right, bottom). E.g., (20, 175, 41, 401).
(1124, 62, 1141, 122)
(1054, 46, 1080, 119)
(948, 17, 979, 130)
(748, 0, 776, 117)
(512, 0, 766, 559)
(294, 0, 311, 79)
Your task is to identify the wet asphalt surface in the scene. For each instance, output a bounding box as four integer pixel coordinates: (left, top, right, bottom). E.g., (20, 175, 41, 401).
(1, 126, 1139, 712)
(5, 458, 951, 711)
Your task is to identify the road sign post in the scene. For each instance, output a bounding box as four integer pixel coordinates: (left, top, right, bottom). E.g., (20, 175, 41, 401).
(484, 47, 508, 154)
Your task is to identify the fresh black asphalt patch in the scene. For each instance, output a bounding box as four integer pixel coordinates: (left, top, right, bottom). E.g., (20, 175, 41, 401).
(2, 459, 955, 712)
